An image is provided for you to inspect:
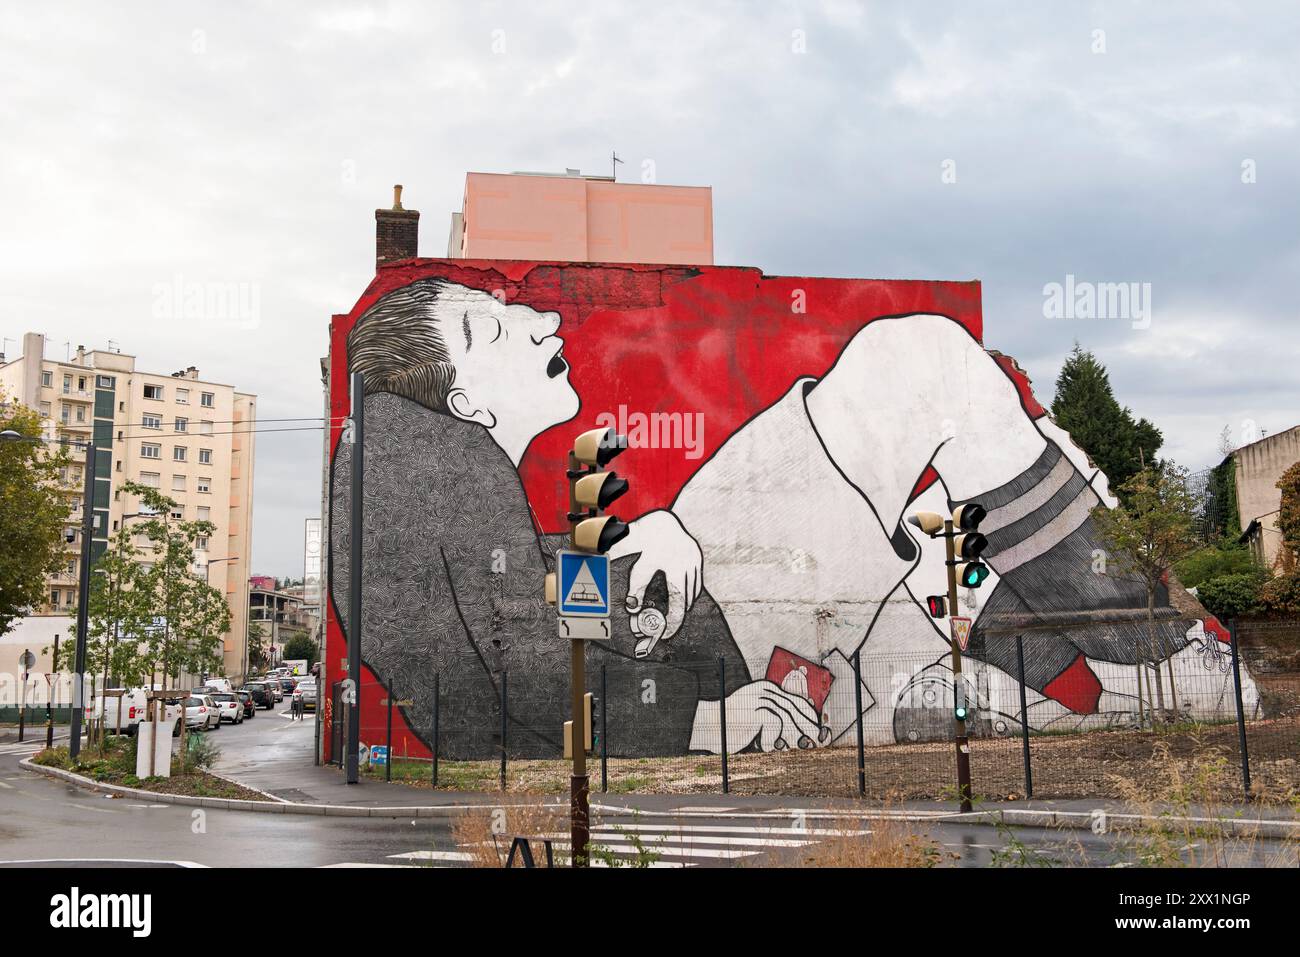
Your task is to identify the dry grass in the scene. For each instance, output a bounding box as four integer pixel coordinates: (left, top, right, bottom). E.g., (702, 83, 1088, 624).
(1109, 741, 1300, 868)
(449, 798, 569, 868)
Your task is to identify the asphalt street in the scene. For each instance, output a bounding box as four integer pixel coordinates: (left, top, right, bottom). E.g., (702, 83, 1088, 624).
(0, 712, 1292, 868)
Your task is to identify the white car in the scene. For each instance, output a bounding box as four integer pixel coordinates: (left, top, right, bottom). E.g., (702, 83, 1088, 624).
(183, 695, 221, 732)
(207, 691, 245, 724)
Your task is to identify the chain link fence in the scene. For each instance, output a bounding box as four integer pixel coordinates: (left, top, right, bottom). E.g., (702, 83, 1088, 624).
(334, 617, 1299, 805)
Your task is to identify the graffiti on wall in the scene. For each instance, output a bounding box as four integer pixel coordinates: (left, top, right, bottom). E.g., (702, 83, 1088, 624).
(326, 262, 1256, 760)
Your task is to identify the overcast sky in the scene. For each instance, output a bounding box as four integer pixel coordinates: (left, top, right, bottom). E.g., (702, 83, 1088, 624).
(2, 2, 1296, 576)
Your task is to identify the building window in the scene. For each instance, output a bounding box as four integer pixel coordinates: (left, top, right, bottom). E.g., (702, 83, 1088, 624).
(170, 506, 184, 520)
(63, 375, 71, 394)
(97, 375, 115, 388)
(142, 414, 161, 430)
(144, 384, 163, 400)
(196, 536, 209, 551)
(39, 401, 50, 418)
(51, 589, 60, 606)
(141, 443, 161, 459)
(42, 371, 52, 388)
(197, 506, 210, 522)
(176, 388, 189, 404)
(197, 477, 211, 494)
(174, 417, 187, 432)
(172, 474, 186, 492)
(200, 392, 214, 408)
(173, 446, 187, 462)
(198, 448, 212, 465)
(140, 471, 160, 488)
(200, 420, 213, 435)
(66, 559, 76, 577)
(75, 406, 86, 423)
(77, 376, 86, 391)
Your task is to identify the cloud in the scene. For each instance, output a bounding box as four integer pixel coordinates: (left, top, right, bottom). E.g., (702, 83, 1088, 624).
(1, 1, 1296, 573)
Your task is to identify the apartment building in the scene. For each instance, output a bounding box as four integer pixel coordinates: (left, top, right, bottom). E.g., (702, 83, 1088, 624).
(0, 332, 257, 680)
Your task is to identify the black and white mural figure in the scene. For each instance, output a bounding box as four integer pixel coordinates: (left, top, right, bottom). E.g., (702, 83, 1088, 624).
(331, 279, 1257, 759)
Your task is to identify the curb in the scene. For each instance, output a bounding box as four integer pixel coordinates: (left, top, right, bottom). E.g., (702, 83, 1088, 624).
(20, 759, 1298, 838)
(19, 758, 547, 818)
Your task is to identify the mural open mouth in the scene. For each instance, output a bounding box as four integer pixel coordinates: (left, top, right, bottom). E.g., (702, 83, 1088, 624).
(546, 351, 568, 378)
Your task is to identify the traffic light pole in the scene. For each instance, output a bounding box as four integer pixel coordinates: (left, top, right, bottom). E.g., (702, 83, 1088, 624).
(945, 518, 973, 814)
(345, 372, 364, 785)
(567, 450, 591, 867)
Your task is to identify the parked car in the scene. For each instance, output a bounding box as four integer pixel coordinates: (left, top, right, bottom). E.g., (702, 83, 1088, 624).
(253, 676, 283, 702)
(235, 690, 256, 718)
(279, 678, 297, 696)
(208, 691, 244, 724)
(183, 695, 221, 731)
(241, 682, 276, 710)
(202, 677, 234, 694)
(295, 681, 318, 711)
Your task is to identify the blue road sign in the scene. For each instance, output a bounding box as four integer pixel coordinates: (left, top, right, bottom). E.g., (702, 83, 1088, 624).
(557, 550, 611, 618)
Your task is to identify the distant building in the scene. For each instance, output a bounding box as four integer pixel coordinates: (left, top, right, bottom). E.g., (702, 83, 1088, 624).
(445, 169, 713, 265)
(1233, 425, 1300, 568)
(0, 334, 257, 680)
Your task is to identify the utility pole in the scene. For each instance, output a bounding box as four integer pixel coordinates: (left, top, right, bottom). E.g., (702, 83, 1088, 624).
(344, 372, 364, 785)
(69, 442, 96, 762)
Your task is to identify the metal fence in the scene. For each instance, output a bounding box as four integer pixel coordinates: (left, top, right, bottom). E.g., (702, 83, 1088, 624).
(339, 616, 1299, 805)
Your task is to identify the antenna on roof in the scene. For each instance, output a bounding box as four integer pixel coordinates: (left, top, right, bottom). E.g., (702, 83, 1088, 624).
(611, 150, 624, 181)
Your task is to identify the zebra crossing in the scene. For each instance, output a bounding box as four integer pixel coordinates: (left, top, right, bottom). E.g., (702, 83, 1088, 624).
(322, 816, 874, 868)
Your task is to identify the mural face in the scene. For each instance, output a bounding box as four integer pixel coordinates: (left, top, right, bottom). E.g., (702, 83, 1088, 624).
(326, 262, 1255, 761)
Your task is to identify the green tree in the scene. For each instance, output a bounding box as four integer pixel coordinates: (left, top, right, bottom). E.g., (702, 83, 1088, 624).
(1050, 344, 1163, 492)
(1092, 463, 1199, 717)
(117, 482, 231, 683)
(0, 401, 71, 636)
(282, 632, 319, 664)
(1175, 541, 1264, 589)
(83, 524, 155, 689)
(247, 622, 271, 672)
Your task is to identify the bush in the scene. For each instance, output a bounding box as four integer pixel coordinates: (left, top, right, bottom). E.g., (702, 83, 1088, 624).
(1196, 573, 1265, 620)
(1260, 571, 1300, 615)
(1176, 543, 1264, 589)
(179, 733, 221, 773)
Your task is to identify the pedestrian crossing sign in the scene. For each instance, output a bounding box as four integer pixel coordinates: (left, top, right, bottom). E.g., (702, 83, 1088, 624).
(557, 550, 611, 618)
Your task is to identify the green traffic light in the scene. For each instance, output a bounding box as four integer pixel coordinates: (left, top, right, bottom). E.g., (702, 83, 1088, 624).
(955, 705, 968, 721)
(960, 562, 990, 588)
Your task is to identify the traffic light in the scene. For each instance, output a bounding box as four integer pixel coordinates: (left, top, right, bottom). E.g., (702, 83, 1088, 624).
(925, 595, 947, 618)
(907, 511, 946, 536)
(568, 428, 630, 554)
(954, 681, 969, 722)
(948, 504, 990, 590)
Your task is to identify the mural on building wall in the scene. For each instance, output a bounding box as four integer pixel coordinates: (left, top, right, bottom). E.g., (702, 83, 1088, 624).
(326, 262, 1257, 761)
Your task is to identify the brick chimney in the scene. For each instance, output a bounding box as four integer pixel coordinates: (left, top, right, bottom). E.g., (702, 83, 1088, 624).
(375, 184, 420, 268)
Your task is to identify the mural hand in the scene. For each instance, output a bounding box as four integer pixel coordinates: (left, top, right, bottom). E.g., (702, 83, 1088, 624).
(619, 510, 702, 643)
(729, 680, 825, 753)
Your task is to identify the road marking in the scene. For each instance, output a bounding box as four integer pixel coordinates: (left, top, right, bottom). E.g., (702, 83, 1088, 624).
(63, 802, 116, 814)
(320, 862, 420, 868)
(592, 823, 872, 838)
(0, 781, 13, 790)
(388, 850, 479, 863)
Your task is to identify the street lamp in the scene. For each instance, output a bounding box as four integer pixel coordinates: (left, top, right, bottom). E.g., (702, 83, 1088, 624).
(2, 430, 95, 761)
